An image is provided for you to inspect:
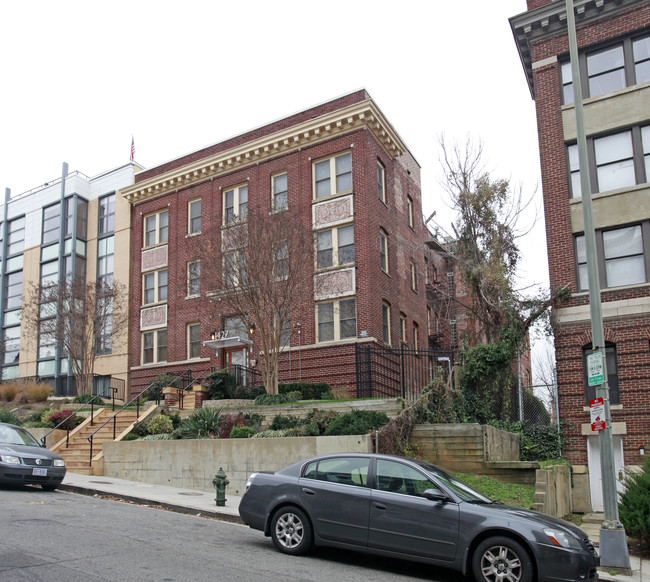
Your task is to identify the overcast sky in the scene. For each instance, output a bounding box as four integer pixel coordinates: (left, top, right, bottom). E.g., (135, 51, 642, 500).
(0, 1, 551, 366)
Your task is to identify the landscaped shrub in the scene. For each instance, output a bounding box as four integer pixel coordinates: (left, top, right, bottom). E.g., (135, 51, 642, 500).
(47, 409, 83, 430)
(206, 370, 237, 400)
(278, 382, 331, 400)
(25, 383, 52, 402)
(178, 407, 223, 439)
(232, 385, 266, 400)
(121, 433, 139, 441)
(619, 456, 650, 544)
(270, 414, 302, 430)
(230, 426, 257, 439)
(0, 384, 19, 402)
(129, 420, 150, 437)
(254, 393, 297, 406)
(243, 413, 263, 431)
(40, 409, 59, 424)
(305, 409, 339, 434)
(72, 394, 97, 404)
(147, 414, 174, 435)
(218, 413, 247, 438)
(0, 407, 21, 425)
(252, 429, 300, 438)
(141, 433, 174, 440)
(489, 420, 565, 461)
(323, 410, 389, 436)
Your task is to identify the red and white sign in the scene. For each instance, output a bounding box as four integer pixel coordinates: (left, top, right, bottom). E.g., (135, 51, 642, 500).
(590, 397, 607, 431)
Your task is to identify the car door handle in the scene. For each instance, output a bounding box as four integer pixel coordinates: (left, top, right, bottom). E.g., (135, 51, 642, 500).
(373, 503, 387, 510)
(302, 488, 315, 495)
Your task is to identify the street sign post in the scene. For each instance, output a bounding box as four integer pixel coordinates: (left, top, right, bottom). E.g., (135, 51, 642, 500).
(587, 352, 604, 386)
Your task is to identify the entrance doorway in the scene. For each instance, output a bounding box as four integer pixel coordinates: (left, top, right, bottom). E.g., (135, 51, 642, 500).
(224, 347, 248, 386)
(587, 435, 625, 512)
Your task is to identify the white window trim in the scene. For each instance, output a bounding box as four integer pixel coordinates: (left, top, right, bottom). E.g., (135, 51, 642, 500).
(188, 199, 202, 235)
(187, 323, 201, 359)
(144, 210, 169, 248)
(410, 260, 417, 292)
(272, 172, 288, 212)
(143, 269, 168, 305)
(223, 183, 248, 226)
(315, 224, 354, 271)
(400, 313, 407, 344)
(316, 298, 357, 343)
(142, 328, 167, 364)
(313, 151, 352, 200)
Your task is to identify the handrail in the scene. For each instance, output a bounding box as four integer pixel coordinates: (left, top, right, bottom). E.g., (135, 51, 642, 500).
(86, 370, 186, 466)
(173, 366, 215, 409)
(40, 391, 115, 448)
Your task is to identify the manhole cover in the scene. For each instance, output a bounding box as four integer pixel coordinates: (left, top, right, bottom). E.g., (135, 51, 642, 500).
(13, 519, 59, 527)
(178, 492, 203, 496)
(89, 481, 114, 484)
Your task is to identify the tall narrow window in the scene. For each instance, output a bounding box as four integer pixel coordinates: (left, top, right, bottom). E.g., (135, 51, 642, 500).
(98, 194, 115, 236)
(377, 161, 386, 204)
(187, 260, 201, 296)
(413, 322, 419, 350)
(273, 173, 288, 211)
(410, 260, 417, 292)
(382, 301, 391, 345)
(188, 323, 201, 359)
(380, 229, 389, 273)
(400, 313, 407, 344)
(188, 199, 202, 234)
(274, 240, 289, 280)
(407, 196, 414, 228)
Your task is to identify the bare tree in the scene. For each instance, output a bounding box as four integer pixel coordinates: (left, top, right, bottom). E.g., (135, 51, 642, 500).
(199, 207, 313, 394)
(24, 277, 129, 395)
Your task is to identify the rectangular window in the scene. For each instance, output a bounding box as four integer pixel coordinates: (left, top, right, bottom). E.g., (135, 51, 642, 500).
(143, 269, 168, 305)
(142, 329, 167, 364)
(561, 34, 650, 104)
(407, 196, 414, 228)
(144, 210, 169, 247)
(187, 260, 201, 296)
(382, 301, 391, 345)
(7, 217, 25, 257)
(410, 260, 417, 292)
(223, 251, 247, 288)
(380, 229, 389, 273)
(97, 236, 115, 288)
(188, 323, 201, 359)
(377, 161, 386, 204)
(413, 322, 419, 351)
(274, 240, 288, 280)
(3, 326, 20, 365)
(42, 204, 61, 246)
(98, 194, 115, 236)
(313, 152, 352, 199)
(400, 313, 407, 344)
(223, 184, 248, 225)
(575, 223, 648, 290)
(583, 344, 620, 405)
(272, 173, 288, 211)
(594, 131, 635, 192)
(316, 225, 354, 269)
(5, 271, 22, 312)
(188, 199, 202, 234)
(96, 296, 113, 356)
(316, 298, 356, 342)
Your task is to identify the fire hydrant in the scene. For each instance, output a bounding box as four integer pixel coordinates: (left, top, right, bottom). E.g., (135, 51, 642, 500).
(212, 467, 229, 506)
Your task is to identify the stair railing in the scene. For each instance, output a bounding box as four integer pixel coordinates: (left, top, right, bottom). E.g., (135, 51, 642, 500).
(40, 393, 110, 449)
(174, 366, 215, 409)
(86, 370, 186, 466)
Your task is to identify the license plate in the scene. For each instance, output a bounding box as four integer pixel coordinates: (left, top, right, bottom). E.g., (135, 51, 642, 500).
(32, 468, 47, 476)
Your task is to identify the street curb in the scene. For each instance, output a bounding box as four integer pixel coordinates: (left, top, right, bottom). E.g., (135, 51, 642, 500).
(58, 483, 245, 525)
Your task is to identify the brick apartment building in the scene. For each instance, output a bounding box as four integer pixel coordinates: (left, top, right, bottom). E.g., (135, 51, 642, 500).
(511, 0, 650, 511)
(0, 163, 140, 397)
(120, 91, 457, 398)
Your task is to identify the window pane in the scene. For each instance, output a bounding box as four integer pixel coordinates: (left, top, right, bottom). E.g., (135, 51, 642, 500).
(595, 132, 635, 191)
(595, 132, 633, 165)
(634, 36, 650, 62)
(597, 161, 636, 191)
(636, 60, 650, 85)
(603, 226, 643, 259)
(157, 330, 167, 362)
(315, 160, 331, 198)
(339, 299, 356, 339)
(587, 46, 625, 96)
(561, 61, 574, 104)
(336, 153, 352, 192)
(317, 231, 333, 269)
(318, 303, 334, 342)
(589, 69, 626, 97)
(606, 256, 645, 286)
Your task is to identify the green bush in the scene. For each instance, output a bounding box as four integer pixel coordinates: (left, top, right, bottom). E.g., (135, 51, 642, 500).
(232, 385, 266, 400)
(254, 393, 297, 406)
(72, 394, 97, 404)
(490, 420, 565, 461)
(323, 410, 389, 436)
(244, 413, 263, 431)
(230, 426, 257, 439)
(24, 421, 55, 429)
(141, 433, 174, 440)
(619, 456, 650, 544)
(147, 414, 174, 434)
(270, 414, 302, 430)
(40, 409, 59, 423)
(206, 370, 237, 400)
(0, 407, 21, 425)
(121, 433, 140, 441)
(129, 421, 150, 437)
(306, 409, 339, 434)
(278, 383, 331, 400)
(252, 429, 300, 438)
(178, 407, 223, 439)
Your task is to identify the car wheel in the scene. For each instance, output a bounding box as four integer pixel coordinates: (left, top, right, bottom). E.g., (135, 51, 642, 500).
(270, 506, 313, 556)
(472, 536, 533, 582)
(41, 484, 58, 491)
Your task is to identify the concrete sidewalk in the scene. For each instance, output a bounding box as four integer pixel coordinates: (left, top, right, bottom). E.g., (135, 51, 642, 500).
(59, 473, 646, 581)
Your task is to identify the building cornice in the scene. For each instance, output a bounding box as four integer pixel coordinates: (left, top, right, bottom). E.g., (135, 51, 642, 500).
(120, 99, 408, 205)
(510, 0, 647, 98)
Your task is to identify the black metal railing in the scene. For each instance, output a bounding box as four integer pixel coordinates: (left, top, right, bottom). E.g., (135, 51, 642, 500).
(355, 343, 454, 401)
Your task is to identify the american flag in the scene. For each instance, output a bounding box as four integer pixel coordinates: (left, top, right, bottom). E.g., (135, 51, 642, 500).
(130, 136, 135, 162)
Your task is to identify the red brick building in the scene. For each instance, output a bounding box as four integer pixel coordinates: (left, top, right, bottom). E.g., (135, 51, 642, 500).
(511, 0, 650, 511)
(120, 91, 454, 400)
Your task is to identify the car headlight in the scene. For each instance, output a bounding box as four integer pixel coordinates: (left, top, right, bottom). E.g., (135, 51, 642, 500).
(543, 527, 583, 549)
(1, 454, 20, 464)
(53, 459, 65, 467)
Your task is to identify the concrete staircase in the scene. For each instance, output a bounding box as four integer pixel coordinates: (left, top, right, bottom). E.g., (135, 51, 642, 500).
(51, 408, 142, 475)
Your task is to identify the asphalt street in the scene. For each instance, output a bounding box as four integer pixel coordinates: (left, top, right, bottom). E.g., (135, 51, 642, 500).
(1, 485, 470, 582)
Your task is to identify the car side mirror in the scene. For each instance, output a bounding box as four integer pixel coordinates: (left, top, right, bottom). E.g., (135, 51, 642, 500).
(423, 489, 449, 503)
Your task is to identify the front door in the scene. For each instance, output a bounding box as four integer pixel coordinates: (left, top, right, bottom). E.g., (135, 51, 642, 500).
(224, 347, 247, 385)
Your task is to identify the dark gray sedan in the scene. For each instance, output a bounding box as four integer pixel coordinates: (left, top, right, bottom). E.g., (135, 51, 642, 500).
(0, 422, 66, 491)
(239, 453, 599, 582)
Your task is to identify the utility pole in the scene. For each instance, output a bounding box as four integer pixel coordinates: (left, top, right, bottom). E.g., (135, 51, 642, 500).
(565, 0, 630, 570)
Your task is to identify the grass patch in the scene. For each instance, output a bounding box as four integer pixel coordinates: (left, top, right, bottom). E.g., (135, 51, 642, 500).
(456, 473, 535, 509)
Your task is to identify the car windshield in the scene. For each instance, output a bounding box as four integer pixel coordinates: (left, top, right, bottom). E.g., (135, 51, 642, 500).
(0, 425, 40, 447)
(418, 461, 492, 503)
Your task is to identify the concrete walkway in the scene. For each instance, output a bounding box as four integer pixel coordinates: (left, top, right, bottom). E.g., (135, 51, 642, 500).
(60, 473, 646, 581)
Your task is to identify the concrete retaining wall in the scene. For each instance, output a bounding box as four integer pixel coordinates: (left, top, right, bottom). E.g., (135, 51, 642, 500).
(103, 435, 372, 496)
(533, 465, 572, 518)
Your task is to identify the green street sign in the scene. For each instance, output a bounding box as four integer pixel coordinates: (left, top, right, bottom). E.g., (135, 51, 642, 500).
(587, 352, 604, 386)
